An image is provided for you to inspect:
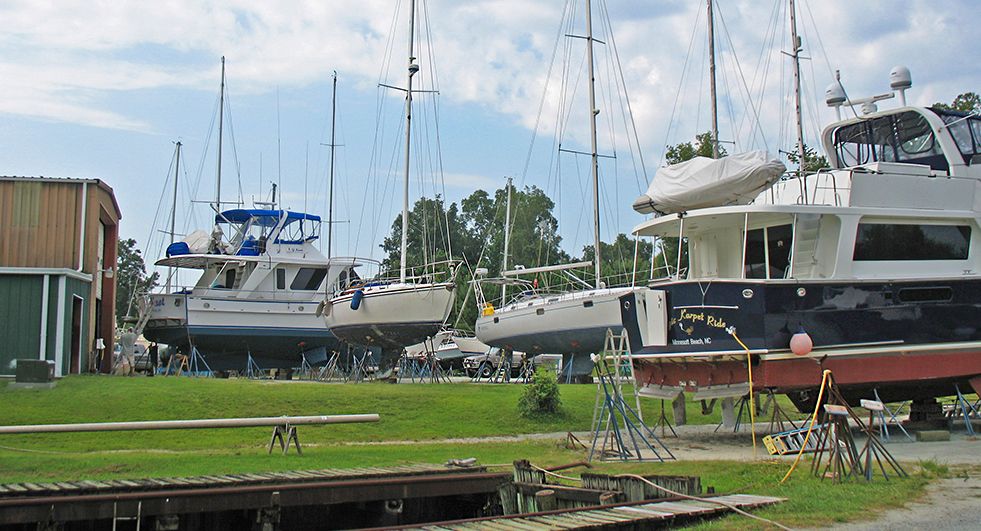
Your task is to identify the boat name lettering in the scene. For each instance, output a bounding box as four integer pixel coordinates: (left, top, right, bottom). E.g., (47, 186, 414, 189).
(677, 309, 728, 330)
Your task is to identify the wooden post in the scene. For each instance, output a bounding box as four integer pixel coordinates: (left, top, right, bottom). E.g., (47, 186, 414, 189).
(535, 489, 557, 512)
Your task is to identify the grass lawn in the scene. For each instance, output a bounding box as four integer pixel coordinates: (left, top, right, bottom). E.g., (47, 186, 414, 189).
(0, 375, 933, 528)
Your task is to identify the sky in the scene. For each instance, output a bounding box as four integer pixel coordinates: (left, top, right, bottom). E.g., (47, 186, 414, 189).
(0, 0, 977, 280)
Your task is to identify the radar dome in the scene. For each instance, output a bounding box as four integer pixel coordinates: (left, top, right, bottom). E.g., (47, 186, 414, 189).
(889, 65, 912, 90)
(825, 82, 846, 106)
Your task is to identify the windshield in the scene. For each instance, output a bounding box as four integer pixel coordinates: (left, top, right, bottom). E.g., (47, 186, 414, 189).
(833, 110, 947, 171)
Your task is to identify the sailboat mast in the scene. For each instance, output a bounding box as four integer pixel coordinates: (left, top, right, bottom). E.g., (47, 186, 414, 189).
(585, 0, 602, 289)
(168, 141, 182, 294)
(789, 0, 806, 179)
(216, 56, 225, 208)
(328, 71, 338, 259)
(400, 0, 418, 284)
(707, 0, 719, 159)
(501, 177, 512, 301)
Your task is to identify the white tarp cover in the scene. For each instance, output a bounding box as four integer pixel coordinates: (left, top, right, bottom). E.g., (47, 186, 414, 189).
(633, 150, 786, 215)
(183, 230, 212, 254)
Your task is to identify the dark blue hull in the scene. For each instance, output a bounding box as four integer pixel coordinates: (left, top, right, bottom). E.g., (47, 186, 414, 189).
(142, 324, 339, 371)
(620, 278, 981, 403)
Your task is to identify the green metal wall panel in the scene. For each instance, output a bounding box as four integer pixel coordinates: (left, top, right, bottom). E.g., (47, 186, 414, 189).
(0, 275, 42, 375)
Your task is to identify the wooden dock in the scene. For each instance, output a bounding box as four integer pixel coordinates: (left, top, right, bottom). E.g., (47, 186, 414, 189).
(393, 493, 784, 530)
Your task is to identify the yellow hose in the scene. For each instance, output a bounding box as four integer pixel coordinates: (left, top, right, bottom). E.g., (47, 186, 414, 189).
(730, 331, 757, 458)
(780, 368, 832, 484)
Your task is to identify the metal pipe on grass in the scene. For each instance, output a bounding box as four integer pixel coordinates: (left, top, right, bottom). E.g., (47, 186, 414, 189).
(0, 414, 379, 434)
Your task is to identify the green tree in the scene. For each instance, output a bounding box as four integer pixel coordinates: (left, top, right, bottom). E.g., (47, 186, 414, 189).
(580, 233, 652, 286)
(932, 92, 980, 113)
(787, 143, 829, 174)
(115, 238, 158, 327)
(379, 184, 569, 331)
(665, 131, 727, 165)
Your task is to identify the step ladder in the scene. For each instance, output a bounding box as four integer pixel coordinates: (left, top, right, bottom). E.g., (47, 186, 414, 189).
(763, 423, 827, 455)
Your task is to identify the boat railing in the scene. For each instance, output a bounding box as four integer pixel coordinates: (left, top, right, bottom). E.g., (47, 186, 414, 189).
(152, 286, 321, 303)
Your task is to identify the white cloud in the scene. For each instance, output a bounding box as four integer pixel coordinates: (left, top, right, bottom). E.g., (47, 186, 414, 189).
(0, 0, 976, 151)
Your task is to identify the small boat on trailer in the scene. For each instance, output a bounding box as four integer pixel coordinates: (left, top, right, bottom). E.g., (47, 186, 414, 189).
(620, 69, 981, 409)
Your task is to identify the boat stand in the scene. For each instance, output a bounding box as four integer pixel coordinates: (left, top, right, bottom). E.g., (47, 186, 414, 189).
(492, 349, 513, 383)
(267, 424, 302, 455)
(950, 384, 980, 436)
(858, 398, 909, 481)
(764, 390, 800, 434)
(872, 389, 913, 442)
(187, 346, 214, 377)
(651, 399, 678, 438)
(299, 354, 314, 379)
(589, 360, 674, 462)
(812, 380, 905, 482)
(317, 351, 340, 381)
(347, 348, 374, 383)
(588, 331, 673, 463)
(244, 352, 264, 379)
(714, 395, 754, 433)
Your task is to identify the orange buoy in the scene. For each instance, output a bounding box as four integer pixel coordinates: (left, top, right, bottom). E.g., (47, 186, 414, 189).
(790, 327, 813, 356)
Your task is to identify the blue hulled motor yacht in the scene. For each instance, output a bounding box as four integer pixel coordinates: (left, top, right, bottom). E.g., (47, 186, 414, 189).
(621, 68, 981, 409)
(143, 209, 358, 370)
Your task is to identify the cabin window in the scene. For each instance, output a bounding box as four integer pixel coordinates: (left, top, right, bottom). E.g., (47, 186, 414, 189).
(744, 224, 793, 279)
(853, 224, 971, 261)
(833, 111, 947, 171)
(290, 268, 329, 291)
(936, 110, 981, 165)
(224, 269, 236, 289)
(276, 268, 286, 289)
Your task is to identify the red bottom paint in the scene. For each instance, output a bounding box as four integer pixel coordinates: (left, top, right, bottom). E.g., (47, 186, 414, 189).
(635, 350, 981, 395)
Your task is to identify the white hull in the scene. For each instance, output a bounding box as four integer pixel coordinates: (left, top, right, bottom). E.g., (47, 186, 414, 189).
(475, 287, 637, 354)
(323, 282, 455, 350)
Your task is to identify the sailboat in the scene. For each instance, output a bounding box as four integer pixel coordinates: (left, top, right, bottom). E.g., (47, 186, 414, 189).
(319, 0, 458, 356)
(142, 59, 359, 371)
(619, 1, 981, 409)
(472, 0, 644, 358)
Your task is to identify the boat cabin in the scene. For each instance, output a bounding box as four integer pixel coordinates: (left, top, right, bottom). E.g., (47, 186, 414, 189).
(636, 106, 981, 285)
(157, 209, 355, 301)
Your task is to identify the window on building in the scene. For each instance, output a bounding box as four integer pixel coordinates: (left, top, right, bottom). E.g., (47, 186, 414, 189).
(853, 224, 971, 261)
(290, 268, 329, 291)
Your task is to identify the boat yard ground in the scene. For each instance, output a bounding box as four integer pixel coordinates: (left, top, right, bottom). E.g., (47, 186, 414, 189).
(0, 376, 977, 529)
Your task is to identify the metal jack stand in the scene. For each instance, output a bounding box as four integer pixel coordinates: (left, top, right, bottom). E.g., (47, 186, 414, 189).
(764, 390, 799, 434)
(872, 389, 912, 442)
(268, 424, 302, 455)
(318, 351, 340, 381)
(347, 348, 374, 383)
(951, 384, 980, 436)
(493, 348, 513, 383)
(589, 330, 674, 462)
(186, 346, 213, 377)
(245, 352, 264, 379)
(299, 354, 314, 380)
(651, 399, 678, 438)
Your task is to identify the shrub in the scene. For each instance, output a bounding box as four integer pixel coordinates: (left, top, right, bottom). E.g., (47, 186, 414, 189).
(518, 368, 562, 417)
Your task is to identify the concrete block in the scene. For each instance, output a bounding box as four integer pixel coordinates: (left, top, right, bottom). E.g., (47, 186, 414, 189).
(915, 430, 951, 442)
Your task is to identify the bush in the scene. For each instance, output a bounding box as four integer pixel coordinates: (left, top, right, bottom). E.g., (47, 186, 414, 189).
(518, 368, 562, 417)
